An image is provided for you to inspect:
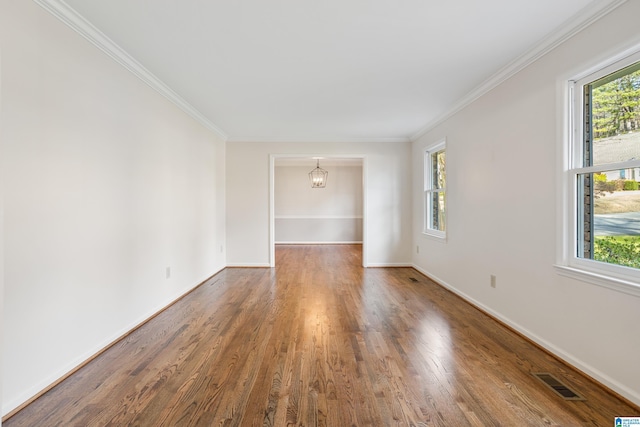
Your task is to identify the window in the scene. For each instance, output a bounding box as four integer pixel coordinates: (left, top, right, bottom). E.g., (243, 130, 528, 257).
(424, 140, 446, 238)
(561, 51, 640, 295)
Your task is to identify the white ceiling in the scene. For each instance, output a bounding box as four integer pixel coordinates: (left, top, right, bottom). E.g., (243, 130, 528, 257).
(57, 0, 610, 142)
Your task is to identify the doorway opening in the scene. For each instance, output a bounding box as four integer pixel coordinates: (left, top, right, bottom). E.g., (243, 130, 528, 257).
(269, 155, 367, 267)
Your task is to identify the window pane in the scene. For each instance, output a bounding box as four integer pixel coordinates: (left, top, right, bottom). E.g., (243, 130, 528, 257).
(578, 169, 640, 268)
(589, 62, 640, 167)
(430, 191, 446, 231)
(432, 150, 446, 189)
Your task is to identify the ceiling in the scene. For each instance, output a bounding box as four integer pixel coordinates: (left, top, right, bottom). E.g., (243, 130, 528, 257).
(57, 0, 610, 142)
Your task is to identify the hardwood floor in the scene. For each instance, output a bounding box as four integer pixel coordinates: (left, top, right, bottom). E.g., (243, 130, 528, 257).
(5, 245, 638, 426)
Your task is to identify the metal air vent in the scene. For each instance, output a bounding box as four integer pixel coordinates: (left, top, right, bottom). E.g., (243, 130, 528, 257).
(533, 372, 585, 401)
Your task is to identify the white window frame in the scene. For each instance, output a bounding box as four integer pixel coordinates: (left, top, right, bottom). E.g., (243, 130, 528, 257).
(556, 49, 640, 298)
(423, 139, 447, 239)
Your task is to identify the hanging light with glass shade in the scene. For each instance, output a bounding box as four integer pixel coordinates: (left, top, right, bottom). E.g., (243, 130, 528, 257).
(308, 159, 328, 188)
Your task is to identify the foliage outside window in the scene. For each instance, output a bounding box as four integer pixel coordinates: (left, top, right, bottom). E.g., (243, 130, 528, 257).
(573, 56, 640, 279)
(424, 141, 446, 238)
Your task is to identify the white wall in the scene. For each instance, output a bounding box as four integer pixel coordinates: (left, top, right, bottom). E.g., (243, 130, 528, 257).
(275, 163, 363, 243)
(1, 0, 226, 415)
(227, 142, 411, 266)
(412, 2, 640, 405)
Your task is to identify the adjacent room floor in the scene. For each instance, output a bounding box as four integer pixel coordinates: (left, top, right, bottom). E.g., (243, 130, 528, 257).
(5, 245, 638, 426)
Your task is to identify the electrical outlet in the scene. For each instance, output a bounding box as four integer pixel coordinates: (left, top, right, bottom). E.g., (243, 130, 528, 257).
(416, 245, 420, 254)
(220, 244, 224, 253)
(490, 275, 496, 288)
(166, 267, 171, 279)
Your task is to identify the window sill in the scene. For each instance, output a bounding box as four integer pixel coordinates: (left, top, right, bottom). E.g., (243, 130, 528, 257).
(554, 264, 640, 298)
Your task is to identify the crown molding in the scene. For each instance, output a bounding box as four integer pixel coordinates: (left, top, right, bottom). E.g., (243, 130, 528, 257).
(227, 136, 410, 144)
(33, 0, 228, 141)
(410, 0, 628, 142)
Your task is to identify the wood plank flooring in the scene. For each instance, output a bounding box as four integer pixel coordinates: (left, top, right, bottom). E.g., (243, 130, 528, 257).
(5, 245, 638, 426)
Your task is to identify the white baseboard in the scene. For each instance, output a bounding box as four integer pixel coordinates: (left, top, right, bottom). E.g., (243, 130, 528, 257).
(411, 264, 640, 407)
(225, 263, 271, 267)
(367, 262, 413, 267)
(275, 241, 363, 245)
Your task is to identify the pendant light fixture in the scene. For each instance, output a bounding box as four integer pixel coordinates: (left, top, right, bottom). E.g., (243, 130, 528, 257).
(308, 159, 328, 188)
